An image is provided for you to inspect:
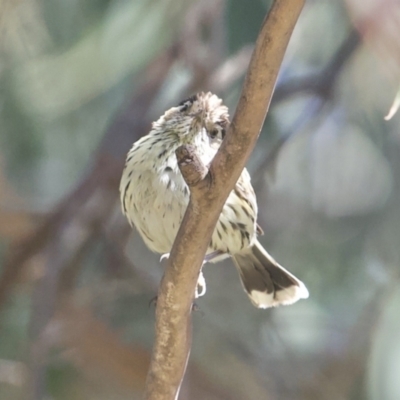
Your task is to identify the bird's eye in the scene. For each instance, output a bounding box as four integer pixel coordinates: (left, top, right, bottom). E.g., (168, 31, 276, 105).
(209, 129, 219, 139)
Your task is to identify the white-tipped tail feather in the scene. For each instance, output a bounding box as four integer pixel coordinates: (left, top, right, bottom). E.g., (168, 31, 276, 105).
(233, 240, 309, 308)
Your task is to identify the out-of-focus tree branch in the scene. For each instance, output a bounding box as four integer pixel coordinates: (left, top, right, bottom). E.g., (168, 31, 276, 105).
(143, 1, 306, 399)
(253, 28, 360, 183)
(1, 1, 397, 400)
(0, 45, 179, 311)
(23, 45, 179, 400)
(273, 29, 360, 102)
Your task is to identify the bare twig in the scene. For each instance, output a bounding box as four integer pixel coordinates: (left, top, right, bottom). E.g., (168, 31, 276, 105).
(143, 1, 306, 399)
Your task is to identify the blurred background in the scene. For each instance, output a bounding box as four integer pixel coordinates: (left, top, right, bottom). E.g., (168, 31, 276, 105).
(1, 0, 400, 399)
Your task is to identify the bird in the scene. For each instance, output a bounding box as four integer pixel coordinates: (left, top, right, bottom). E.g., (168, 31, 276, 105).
(120, 92, 308, 308)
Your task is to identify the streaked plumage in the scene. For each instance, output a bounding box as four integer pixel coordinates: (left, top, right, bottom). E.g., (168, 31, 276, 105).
(120, 92, 308, 308)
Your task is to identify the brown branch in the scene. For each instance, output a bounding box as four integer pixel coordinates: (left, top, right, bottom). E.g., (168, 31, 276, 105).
(143, 1, 306, 399)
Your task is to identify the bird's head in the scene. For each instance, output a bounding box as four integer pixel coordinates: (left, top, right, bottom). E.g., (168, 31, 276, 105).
(154, 92, 230, 144)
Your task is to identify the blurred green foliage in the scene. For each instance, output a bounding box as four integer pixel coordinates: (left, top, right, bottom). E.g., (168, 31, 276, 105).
(1, 0, 400, 399)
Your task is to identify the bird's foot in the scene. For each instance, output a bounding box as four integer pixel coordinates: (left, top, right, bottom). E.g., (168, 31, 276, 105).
(159, 253, 207, 298)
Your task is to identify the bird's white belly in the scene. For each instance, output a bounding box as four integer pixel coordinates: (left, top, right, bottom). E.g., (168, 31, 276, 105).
(127, 168, 189, 254)
(124, 159, 257, 257)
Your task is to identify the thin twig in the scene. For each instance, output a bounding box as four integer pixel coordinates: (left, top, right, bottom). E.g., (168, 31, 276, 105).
(143, 1, 306, 399)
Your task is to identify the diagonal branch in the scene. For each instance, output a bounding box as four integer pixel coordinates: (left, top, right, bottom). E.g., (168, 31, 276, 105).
(143, 1, 306, 399)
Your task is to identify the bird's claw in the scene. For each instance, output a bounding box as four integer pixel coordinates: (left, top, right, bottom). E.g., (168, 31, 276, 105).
(160, 253, 170, 262)
(195, 270, 206, 298)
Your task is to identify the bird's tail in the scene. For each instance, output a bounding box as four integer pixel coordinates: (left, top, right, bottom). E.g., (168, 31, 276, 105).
(232, 240, 309, 308)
